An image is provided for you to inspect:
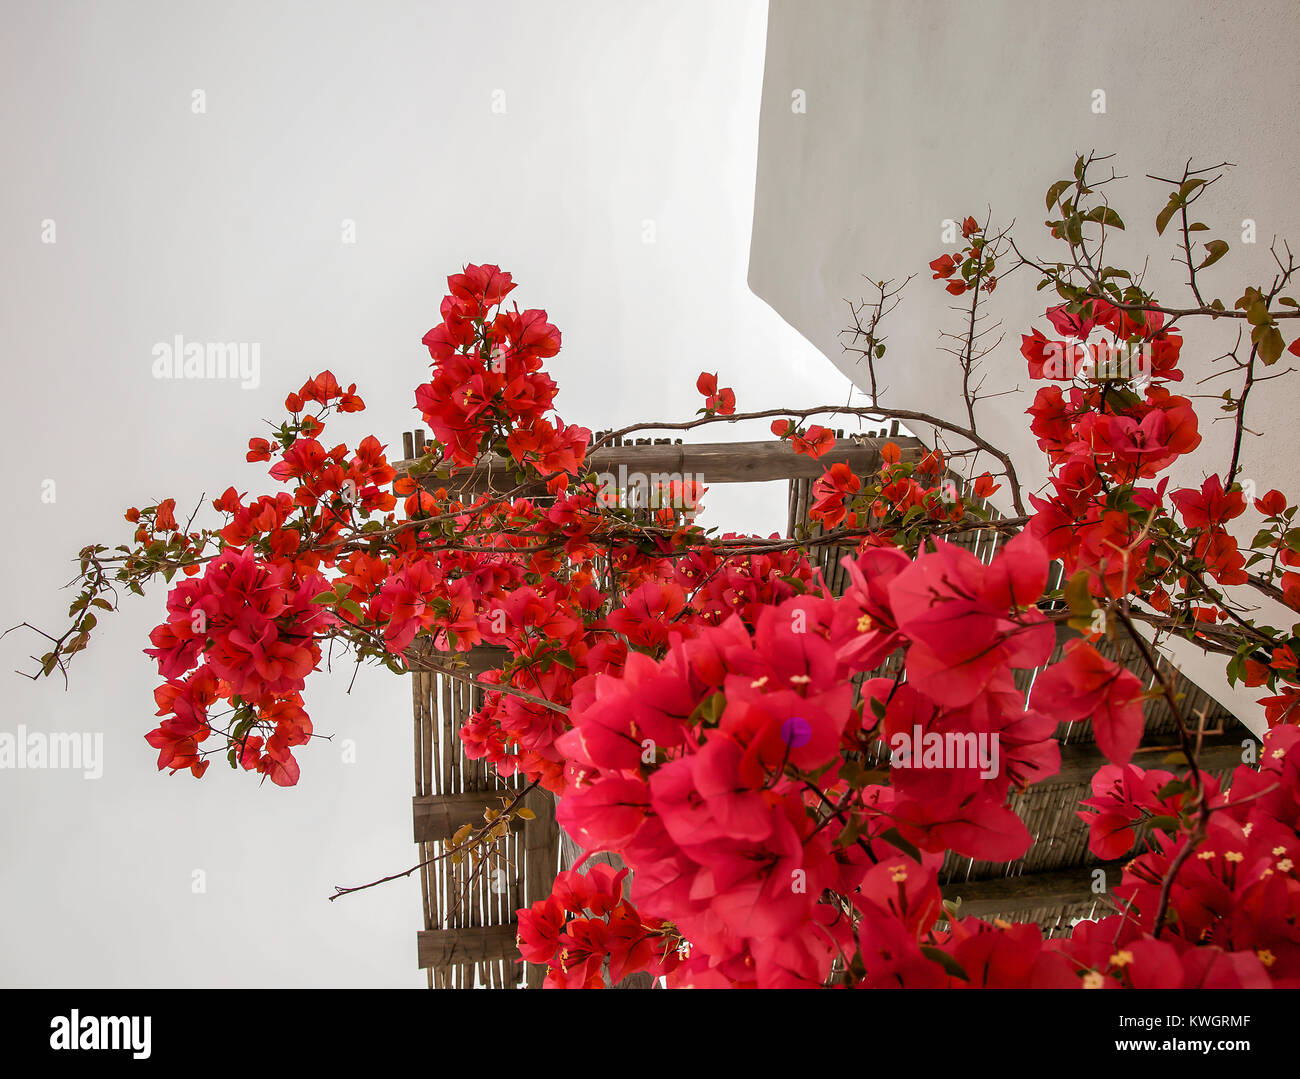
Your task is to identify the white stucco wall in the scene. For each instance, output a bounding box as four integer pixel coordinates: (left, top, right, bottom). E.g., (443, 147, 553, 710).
(749, 0, 1300, 736)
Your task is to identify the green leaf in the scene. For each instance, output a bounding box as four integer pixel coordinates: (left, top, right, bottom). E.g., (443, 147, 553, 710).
(1045, 178, 1072, 210)
(1198, 239, 1229, 270)
(836, 817, 864, 847)
(1254, 324, 1284, 365)
(1064, 570, 1094, 616)
(229, 714, 256, 762)
(1155, 194, 1182, 237)
(1085, 206, 1125, 230)
(879, 827, 923, 862)
(920, 945, 970, 981)
(688, 692, 726, 726)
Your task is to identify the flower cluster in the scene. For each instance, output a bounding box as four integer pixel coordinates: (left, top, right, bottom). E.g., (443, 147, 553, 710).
(143, 547, 333, 783)
(554, 533, 1066, 986)
(414, 263, 579, 473)
(32, 221, 1300, 993)
(516, 863, 683, 987)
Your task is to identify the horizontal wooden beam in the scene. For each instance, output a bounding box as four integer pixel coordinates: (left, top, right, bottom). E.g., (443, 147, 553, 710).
(413, 790, 526, 843)
(394, 436, 925, 495)
(417, 924, 521, 968)
(406, 639, 510, 675)
(940, 868, 1104, 919)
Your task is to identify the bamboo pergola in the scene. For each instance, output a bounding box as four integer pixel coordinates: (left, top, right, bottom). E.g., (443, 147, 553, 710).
(395, 425, 1259, 986)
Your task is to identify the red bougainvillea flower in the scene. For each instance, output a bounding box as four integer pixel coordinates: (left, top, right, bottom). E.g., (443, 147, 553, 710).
(1256, 488, 1287, 516)
(791, 425, 836, 458)
(1171, 474, 1247, 529)
(929, 253, 958, 280)
(1076, 763, 1186, 859)
(972, 472, 1000, 498)
(447, 263, 515, 318)
(404, 490, 437, 517)
(1021, 329, 1087, 381)
(154, 499, 178, 533)
(696, 372, 736, 415)
(833, 545, 910, 671)
(1030, 638, 1146, 765)
(887, 532, 1054, 708)
(145, 665, 222, 778)
(773, 420, 836, 459)
(1046, 302, 1099, 340)
(517, 864, 683, 987)
(808, 462, 860, 528)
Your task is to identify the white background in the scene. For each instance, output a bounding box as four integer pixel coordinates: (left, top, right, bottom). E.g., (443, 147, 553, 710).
(0, 0, 851, 987)
(750, 0, 1300, 737)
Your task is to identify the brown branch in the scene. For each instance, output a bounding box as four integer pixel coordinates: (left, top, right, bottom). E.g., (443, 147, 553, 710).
(329, 778, 541, 901)
(591, 405, 1027, 516)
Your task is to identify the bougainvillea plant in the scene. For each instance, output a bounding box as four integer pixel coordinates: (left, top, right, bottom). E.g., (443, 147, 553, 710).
(16, 153, 1300, 988)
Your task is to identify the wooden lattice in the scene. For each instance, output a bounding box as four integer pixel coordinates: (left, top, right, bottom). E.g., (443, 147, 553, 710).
(397, 427, 909, 987)
(409, 646, 556, 988)
(396, 425, 1258, 984)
